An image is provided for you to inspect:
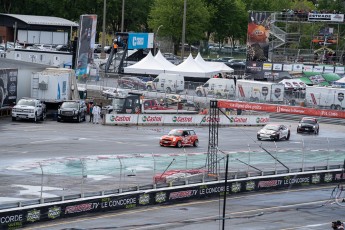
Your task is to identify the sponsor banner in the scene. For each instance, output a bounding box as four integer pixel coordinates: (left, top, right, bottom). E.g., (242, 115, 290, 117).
(293, 64, 303, 72)
(138, 115, 164, 125)
(313, 66, 323, 72)
(335, 66, 345, 74)
(1, 171, 345, 229)
(0, 68, 17, 108)
(247, 12, 270, 62)
(263, 63, 272, 70)
(283, 64, 293, 71)
(127, 33, 154, 49)
(308, 13, 344, 22)
(273, 63, 282, 71)
(76, 15, 97, 81)
(164, 115, 196, 125)
(218, 100, 345, 119)
(303, 65, 313, 72)
(324, 65, 334, 73)
(106, 114, 137, 124)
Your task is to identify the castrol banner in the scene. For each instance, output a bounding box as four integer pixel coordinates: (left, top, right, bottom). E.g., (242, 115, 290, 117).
(106, 114, 137, 124)
(164, 115, 196, 125)
(105, 114, 269, 126)
(138, 115, 164, 125)
(218, 100, 345, 119)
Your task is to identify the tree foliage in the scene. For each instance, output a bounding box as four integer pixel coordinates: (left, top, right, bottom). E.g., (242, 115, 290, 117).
(148, 0, 209, 54)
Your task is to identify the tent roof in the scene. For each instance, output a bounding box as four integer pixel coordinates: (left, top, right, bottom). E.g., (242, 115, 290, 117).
(166, 54, 218, 78)
(123, 51, 166, 75)
(279, 79, 306, 89)
(154, 50, 176, 69)
(195, 53, 234, 73)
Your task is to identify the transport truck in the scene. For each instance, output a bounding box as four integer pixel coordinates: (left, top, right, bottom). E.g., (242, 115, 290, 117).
(30, 68, 80, 115)
(305, 85, 345, 110)
(236, 80, 285, 103)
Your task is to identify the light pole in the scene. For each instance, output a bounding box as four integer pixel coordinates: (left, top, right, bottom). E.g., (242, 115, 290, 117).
(121, 0, 125, 32)
(181, 0, 187, 60)
(101, 0, 106, 59)
(154, 25, 163, 55)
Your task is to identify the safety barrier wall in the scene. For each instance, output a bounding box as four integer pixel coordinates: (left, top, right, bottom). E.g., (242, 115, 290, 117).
(0, 169, 344, 229)
(218, 100, 345, 119)
(104, 114, 270, 126)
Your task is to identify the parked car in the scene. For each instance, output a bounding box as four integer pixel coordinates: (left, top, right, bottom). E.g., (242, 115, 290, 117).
(57, 100, 87, 122)
(102, 88, 128, 99)
(56, 44, 71, 52)
(93, 44, 102, 53)
(104, 45, 112, 54)
(225, 59, 246, 69)
(257, 124, 290, 141)
(164, 94, 187, 105)
(160, 129, 199, 147)
(12, 98, 46, 122)
(297, 117, 319, 134)
(118, 76, 146, 90)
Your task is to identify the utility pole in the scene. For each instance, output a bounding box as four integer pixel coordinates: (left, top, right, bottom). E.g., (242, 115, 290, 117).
(181, 0, 186, 60)
(101, 0, 106, 59)
(121, 0, 125, 32)
(222, 154, 229, 230)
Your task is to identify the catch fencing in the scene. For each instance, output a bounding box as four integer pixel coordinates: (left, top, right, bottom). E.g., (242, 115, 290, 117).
(2, 137, 345, 209)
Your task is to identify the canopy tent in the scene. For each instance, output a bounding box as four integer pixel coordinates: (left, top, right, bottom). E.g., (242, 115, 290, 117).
(332, 77, 345, 88)
(194, 53, 234, 74)
(300, 72, 341, 86)
(123, 51, 166, 75)
(154, 50, 176, 69)
(166, 54, 219, 78)
(279, 79, 306, 90)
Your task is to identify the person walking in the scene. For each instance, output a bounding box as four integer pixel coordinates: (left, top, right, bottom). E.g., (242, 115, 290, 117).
(89, 103, 94, 123)
(92, 103, 101, 124)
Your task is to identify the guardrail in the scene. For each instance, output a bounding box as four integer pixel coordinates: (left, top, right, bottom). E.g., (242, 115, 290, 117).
(0, 165, 344, 229)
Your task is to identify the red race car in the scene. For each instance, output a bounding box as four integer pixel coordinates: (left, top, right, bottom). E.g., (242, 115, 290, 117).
(160, 129, 199, 148)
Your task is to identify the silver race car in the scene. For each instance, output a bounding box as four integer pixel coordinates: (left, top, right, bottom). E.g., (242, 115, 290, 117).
(257, 124, 290, 141)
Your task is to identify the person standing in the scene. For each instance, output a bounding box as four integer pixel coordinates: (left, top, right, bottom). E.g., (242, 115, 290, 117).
(92, 103, 101, 124)
(89, 103, 94, 123)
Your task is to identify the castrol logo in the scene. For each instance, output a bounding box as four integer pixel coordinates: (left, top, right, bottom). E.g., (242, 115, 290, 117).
(142, 116, 162, 122)
(172, 116, 193, 123)
(256, 117, 269, 123)
(201, 117, 220, 123)
(110, 115, 131, 122)
(229, 117, 248, 123)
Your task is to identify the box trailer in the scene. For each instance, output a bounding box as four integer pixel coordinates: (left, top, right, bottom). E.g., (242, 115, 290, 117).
(236, 80, 285, 102)
(31, 68, 79, 103)
(305, 85, 345, 110)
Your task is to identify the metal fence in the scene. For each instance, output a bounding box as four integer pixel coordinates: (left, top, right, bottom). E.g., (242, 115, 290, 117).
(2, 137, 345, 209)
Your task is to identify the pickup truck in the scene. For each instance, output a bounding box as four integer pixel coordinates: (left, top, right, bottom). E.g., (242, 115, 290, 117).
(12, 98, 46, 122)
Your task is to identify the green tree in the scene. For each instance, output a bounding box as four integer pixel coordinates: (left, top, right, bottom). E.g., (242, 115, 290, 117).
(148, 0, 209, 55)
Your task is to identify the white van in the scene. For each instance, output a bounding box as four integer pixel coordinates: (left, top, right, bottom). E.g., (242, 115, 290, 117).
(146, 73, 184, 93)
(195, 78, 235, 98)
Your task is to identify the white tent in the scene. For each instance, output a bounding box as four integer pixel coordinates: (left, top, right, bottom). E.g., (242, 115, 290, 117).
(154, 50, 176, 69)
(123, 51, 166, 75)
(279, 79, 306, 90)
(333, 77, 345, 88)
(166, 53, 218, 78)
(194, 53, 234, 74)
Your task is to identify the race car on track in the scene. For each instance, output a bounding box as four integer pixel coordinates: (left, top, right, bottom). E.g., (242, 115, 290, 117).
(160, 129, 199, 147)
(297, 117, 319, 134)
(257, 124, 290, 141)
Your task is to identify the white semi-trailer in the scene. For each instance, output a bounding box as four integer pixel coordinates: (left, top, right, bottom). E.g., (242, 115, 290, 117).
(305, 85, 345, 110)
(236, 80, 285, 102)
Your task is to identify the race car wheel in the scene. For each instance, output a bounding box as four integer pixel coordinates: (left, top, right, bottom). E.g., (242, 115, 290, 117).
(196, 91, 203, 97)
(176, 141, 182, 148)
(257, 137, 262, 141)
(286, 132, 290, 140)
(193, 140, 199, 147)
(147, 86, 152, 91)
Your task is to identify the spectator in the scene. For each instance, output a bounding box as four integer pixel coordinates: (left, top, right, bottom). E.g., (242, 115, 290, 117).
(89, 103, 94, 123)
(92, 103, 101, 124)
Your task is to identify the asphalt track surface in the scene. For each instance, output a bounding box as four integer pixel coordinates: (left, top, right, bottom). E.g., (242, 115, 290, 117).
(1, 116, 345, 229)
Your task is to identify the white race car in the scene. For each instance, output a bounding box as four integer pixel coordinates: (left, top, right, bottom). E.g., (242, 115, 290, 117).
(257, 124, 290, 141)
